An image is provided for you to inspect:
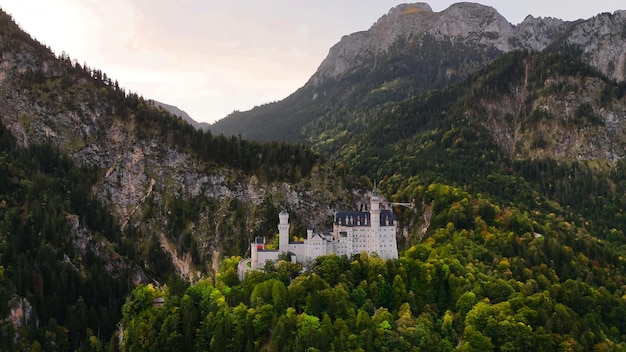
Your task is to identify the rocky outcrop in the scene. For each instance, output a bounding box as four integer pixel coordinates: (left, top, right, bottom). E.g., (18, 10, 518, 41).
(480, 68, 626, 162)
(312, 2, 520, 84)
(429, 2, 515, 50)
(566, 10, 626, 82)
(514, 15, 566, 51)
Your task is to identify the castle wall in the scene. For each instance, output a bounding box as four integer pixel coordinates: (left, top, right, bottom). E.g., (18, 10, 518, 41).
(288, 242, 306, 261)
(253, 250, 280, 269)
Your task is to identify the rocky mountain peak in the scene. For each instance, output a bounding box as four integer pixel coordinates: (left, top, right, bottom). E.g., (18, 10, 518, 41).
(566, 10, 626, 81)
(431, 2, 515, 50)
(308, 2, 625, 88)
(369, 2, 435, 42)
(372, 2, 433, 28)
(311, 3, 438, 84)
(311, 2, 518, 85)
(515, 15, 567, 51)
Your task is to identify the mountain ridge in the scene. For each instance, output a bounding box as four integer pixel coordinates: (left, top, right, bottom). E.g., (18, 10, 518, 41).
(150, 100, 210, 131)
(210, 2, 626, 148)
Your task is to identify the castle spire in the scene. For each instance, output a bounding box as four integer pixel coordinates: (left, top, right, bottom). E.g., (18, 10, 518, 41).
(373, 180, 379, 197)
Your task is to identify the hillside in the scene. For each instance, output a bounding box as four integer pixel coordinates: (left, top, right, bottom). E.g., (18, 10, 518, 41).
(116, 48, 626, 352)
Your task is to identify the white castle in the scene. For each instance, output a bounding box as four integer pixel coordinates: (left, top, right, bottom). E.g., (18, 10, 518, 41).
(250, 187, 398, 269)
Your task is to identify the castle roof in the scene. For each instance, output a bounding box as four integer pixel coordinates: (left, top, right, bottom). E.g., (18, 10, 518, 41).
(334, 210, 395, 227)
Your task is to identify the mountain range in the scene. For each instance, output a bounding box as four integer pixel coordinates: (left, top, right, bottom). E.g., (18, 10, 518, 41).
(211, 2, 626, 157)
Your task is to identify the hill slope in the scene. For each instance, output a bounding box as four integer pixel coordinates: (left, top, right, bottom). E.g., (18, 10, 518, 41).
(150, 100, 210, 130)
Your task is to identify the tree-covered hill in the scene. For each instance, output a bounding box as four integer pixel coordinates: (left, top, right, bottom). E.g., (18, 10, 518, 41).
(119, 182, 626, 351)
(0, 122, 130, 351)
(337, 49, 626, 244)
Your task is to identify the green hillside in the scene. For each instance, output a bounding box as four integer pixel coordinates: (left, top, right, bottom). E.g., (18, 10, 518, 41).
(119, 183, 626, 351)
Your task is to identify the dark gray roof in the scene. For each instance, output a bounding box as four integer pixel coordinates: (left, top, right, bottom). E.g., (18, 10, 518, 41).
(380, 210, 395, 226)
(335, 210, 395, 227)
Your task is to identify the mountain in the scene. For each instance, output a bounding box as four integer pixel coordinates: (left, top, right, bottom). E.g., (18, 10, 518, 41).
(117, 47, 626, 350)
(210, 3, 626, 153)
(150, 100, 210, 130)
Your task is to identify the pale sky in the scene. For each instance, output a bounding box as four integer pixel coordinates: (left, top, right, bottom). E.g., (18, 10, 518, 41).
(0, 1, 623, 123)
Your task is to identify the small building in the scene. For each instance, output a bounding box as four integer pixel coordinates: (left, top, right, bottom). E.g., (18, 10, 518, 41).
(152, 297, 165, 307)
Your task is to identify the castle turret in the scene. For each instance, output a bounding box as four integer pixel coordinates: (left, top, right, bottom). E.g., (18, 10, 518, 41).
(370, 183, 380, 226)
(370, 182, 381, 251)
(251, 236, 265, 269)
(278, 210, 290, 253)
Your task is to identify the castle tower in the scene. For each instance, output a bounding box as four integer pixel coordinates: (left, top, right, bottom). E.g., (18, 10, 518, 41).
(278, 210, 290, 253)
(370, 182, 381, 252)
(251, 242, 258, 266)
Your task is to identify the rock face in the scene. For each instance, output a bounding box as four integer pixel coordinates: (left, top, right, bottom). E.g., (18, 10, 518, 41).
(429, 2, 515, 49)
(0, 12, 355, 280)
(312, 3, 520, 84)
(514, 15, 566, 51)
(566, 10, 626, 82)
(311, 2, 624, 85)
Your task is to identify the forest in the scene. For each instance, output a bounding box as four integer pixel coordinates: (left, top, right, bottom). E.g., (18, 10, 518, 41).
(118, 181, 626, 351)
(0, 110, 330, 351)
(0, 9, 346, 350)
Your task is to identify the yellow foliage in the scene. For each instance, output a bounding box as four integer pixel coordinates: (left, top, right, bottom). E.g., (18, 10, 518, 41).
(402, 6, 427, 15)
(442, 310, 454, 327)
(497, 257, 510, 270)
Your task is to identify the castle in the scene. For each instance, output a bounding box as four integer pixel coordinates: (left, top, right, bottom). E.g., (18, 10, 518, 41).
(249, 188, 398, 269)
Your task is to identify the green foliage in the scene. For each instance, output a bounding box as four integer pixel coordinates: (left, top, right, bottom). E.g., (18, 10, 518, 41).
(0, 125, 134, 350)
(120, 182, 626, 349)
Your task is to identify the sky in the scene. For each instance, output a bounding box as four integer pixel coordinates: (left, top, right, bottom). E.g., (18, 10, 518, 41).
(0, 1, 624, 124)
